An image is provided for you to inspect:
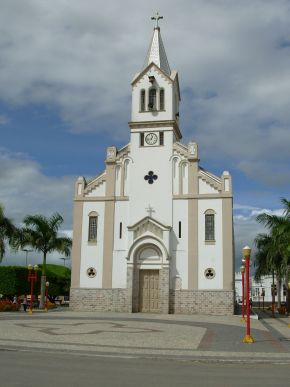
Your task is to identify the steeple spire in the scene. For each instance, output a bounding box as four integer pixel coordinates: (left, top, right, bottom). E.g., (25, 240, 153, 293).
(143, 13, 171, 76)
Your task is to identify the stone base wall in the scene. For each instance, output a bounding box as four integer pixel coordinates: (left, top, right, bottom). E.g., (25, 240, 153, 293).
(169, 290, 234, 315)
(70, 287, 234, 315)
(70, 288, 129, 312)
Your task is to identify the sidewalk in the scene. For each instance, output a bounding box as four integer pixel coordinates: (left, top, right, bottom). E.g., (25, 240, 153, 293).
(0, 308, 290, 363)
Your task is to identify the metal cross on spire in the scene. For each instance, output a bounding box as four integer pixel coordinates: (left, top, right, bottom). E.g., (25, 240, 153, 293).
(151, 12, 163, 28)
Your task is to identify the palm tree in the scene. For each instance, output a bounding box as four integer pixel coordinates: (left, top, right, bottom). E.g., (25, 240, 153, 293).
(256, 198, 290, 310)
(0, 204, 16, 263)
(16, 213, 72, 308)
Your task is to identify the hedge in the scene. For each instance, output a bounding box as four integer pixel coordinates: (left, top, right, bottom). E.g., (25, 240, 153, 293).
(0, 265, 71, 296)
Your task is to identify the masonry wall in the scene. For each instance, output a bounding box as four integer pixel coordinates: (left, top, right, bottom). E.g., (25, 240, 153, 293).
(169, 290, 234, 315)
(70, 288, 129, 312)
(70, 287, 234, 315)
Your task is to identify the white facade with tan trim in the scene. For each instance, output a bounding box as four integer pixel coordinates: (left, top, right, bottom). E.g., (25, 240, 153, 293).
(70, 21, 235, 315)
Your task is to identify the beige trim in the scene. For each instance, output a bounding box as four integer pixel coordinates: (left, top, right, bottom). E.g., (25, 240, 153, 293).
(205, 241, 216, 245)
(129, 120, 182, 140)
(102, 162, 116, 288)
(75, 196, 129, 202)
(222, 197, 234, 290)
(173, 193, 232, 200)
(70, 200, 84, 288)
(188, 199, 198, 289)
(188, 160, 198, 195)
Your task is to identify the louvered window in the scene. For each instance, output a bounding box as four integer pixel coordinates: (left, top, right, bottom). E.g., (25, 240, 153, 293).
(159, 89, 165, 110)
(205, 214, 215, 241)
(88, 216, 98, 241)
(148, 88, 156, 110)
(140, 90, 146, 112)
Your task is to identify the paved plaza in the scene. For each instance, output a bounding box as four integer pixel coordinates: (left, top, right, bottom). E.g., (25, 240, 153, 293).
(0, 308, 290, 363)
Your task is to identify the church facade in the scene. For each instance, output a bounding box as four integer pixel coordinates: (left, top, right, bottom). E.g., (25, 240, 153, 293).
(70, 21, 235, 315)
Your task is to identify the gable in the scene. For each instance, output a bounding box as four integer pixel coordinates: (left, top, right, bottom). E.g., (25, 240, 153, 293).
(198, 170, 222, 194)
(131, 62, 173, 86)
(128, 216, 171, 240)
(84, 173, 106, 197)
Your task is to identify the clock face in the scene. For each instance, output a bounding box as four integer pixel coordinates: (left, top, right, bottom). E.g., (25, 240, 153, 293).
(145, 132, 158, 145)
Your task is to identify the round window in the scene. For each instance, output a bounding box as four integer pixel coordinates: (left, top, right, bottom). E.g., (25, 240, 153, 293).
(204, 268, 215, 279)
(87, 267, 97, 278)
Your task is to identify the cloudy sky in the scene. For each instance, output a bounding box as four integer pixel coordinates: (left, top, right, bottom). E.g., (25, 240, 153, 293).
(1, 0, 290, 268)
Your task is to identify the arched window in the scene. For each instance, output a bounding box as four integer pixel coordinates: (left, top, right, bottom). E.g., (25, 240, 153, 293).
(88, 211, 98, 242)
(124, 159, 130, 196)
(172, 157, 179, 195)
(205, 210, 215, 241)
(159, 89, 165, 110)
(140, 89, 146, 112)
(181, 162, 188, 194)
(148, 88, 156, 110)
(115, 165, 121, 196)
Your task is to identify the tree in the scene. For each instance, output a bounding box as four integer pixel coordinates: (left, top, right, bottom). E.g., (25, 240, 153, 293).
(0, 204, 16, 263)
(256, 198, 290, 310)
(15, 213, 72, 308)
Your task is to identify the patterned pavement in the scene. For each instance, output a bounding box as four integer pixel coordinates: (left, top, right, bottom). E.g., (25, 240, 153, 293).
(0, 309, 290, 362)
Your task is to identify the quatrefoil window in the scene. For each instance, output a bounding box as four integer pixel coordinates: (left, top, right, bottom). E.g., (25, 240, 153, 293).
(87, 267, 96, 278)
(144, 171, 158, 184)
(204, 268, 215, 279)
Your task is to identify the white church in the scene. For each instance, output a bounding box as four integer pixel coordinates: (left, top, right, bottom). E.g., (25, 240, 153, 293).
(70, 17, 235, 315)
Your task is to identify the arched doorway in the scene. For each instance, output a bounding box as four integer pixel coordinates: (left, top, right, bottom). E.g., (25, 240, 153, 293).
(138, 247, 160, 313)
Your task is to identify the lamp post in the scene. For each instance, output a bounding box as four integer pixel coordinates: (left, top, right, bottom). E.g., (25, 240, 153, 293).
(23, 249, 33, 266)
(60, 257, 70, 267)
(27, 264, 38, 315)
(240, 264, 246, 323)
(45, 281, 49, 312)
(242, 246, 254, 343)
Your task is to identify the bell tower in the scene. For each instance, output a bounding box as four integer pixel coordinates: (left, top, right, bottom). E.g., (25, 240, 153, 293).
(128, 15, 181, 226)
(129, 13, 181, 145)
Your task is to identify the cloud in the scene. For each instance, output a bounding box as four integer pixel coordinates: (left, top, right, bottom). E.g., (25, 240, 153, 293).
(0, 115, 10, 125)
(0, 148, 75, 227)
(0, 148, 75, 265)
(0, 1, 289, 183)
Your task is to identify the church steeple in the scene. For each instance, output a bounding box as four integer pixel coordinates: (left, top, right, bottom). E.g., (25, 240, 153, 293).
(143, 13, 171, 75)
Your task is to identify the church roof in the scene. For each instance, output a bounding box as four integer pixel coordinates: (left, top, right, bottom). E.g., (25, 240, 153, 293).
(143, 27, 171, 76)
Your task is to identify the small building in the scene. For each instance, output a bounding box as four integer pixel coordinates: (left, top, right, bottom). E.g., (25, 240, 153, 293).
(235, 272, 286, 304)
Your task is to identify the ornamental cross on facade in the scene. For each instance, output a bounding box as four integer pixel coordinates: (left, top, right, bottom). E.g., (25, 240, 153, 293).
(151, 12, 163, 28)
(146, 204, 155, 217)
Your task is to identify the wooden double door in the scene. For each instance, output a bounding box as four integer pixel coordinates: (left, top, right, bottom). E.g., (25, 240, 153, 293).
(139, 270, 159, 313)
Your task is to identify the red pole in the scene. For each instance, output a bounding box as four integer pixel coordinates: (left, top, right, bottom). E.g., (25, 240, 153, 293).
(242, 246, 254, 343)
(245, 255, 250, 337)
(27, 265, 38, 315)
(45, 285, 48, 311)
(29, 275, 33, 313)
(242, 270, 245, 321)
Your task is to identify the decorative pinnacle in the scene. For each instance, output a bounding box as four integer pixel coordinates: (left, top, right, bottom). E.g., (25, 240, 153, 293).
(151, 12, 163, 28)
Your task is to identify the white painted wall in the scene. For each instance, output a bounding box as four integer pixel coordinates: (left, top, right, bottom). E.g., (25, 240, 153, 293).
(198, 178, 218, 194)
(80, 201, 105, 288)
(86, 181, 106, 197)
(172, 200, 188, 289)
(129, 129, 173, 226)
(198, 199, 223, 289)
(112, 201, 129, 288)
